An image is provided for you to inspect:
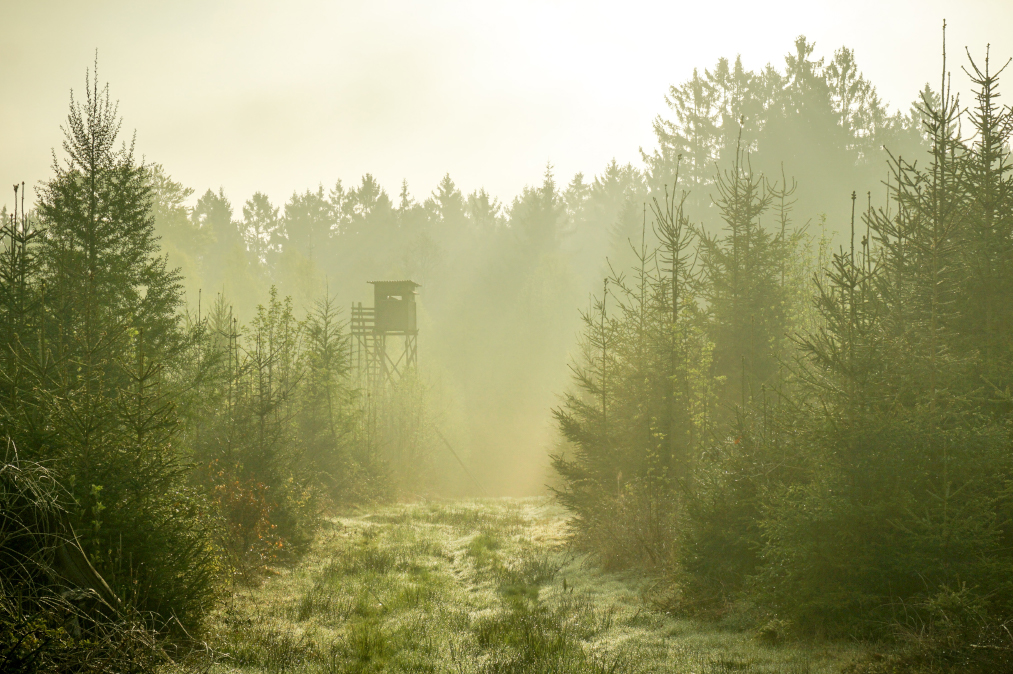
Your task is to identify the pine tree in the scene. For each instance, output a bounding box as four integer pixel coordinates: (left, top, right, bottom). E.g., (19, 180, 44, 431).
(300, 290, 352, 486)
(283, 185, 332, 262)
(242, 191, 282, 263)
(31, 62, 216, 629)
(956, 48, 1013, 402)
(697, 130, 787, 409)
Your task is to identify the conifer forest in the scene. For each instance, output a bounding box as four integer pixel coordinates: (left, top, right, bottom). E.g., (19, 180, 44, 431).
(5, 4, 1013, 673)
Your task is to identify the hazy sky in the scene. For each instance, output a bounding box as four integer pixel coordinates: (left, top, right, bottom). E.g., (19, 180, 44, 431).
(4, 0, 1011, 212)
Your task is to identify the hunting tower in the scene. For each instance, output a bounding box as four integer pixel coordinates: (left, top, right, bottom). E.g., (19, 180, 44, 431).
(351, 280, 420, 390)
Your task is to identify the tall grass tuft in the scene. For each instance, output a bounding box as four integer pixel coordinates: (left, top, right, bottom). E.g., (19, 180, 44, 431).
(0, 449, 167, 673)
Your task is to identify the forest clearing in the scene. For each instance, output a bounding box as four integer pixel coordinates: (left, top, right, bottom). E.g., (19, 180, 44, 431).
(6, 5, 1013, 673)
(193, 498, 862, 673)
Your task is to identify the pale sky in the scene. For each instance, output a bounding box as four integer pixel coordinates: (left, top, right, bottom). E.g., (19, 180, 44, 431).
(3, 0, 1011, 212)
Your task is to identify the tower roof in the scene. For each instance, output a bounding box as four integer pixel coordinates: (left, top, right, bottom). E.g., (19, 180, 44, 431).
(368, 280, 420, 287)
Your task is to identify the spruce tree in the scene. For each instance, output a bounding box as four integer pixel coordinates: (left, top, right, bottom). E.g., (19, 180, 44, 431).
(31, 64, 216, 629)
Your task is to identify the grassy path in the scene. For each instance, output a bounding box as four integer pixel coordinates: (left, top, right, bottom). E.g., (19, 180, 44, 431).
(201, 498, 865, 673)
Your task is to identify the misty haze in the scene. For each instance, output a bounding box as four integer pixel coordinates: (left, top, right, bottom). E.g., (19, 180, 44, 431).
(3, 2, 1013, 672)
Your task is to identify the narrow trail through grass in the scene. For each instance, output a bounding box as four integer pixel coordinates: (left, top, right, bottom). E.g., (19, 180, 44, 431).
(201, 498, 865, 673)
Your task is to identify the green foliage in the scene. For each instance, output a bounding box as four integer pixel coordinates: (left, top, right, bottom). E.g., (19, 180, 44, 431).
(0, 63, 367, 655)
(645, 37, 926, 235)
(186, 286, 364, 570)
(0, 454, 165, 674)
(554, 40, 1013, 663)
(748, 50, 1013, 636)
(553, 136, 806, 575)
(0, 64, 221, 632)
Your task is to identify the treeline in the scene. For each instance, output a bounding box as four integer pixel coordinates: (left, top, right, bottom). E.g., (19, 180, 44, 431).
(155, 38, 927, 312)
(645, 36, 928, 236)
(553, 41, 1013, 662)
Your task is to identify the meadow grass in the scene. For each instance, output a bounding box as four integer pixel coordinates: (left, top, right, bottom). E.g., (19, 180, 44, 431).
(184, 498, 868, 673)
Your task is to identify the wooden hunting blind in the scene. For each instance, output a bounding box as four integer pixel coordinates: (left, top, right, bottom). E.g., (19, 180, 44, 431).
(351, 280, 420, 390)
(371, 280, 419, 334)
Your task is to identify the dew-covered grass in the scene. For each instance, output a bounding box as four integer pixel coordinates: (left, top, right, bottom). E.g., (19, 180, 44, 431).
(184, 498, 868, 673)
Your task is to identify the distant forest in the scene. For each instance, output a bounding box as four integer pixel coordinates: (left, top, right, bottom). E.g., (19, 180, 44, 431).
(5, 32, 1013, 672)
(147, 37, 930, 494)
